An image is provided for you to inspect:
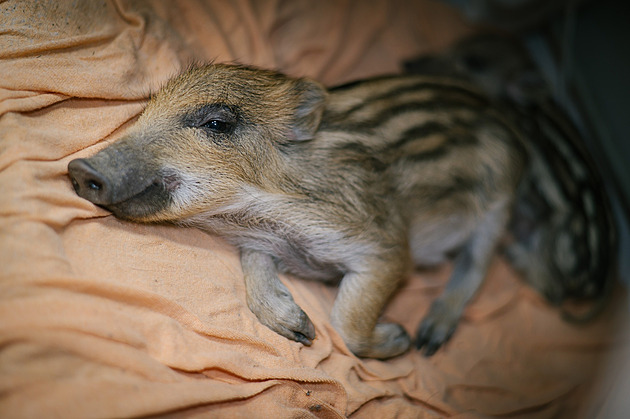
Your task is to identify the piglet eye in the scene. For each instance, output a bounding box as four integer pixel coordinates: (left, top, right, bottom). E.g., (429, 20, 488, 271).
(201, 119, 232, 133)
(187, 104, 238, 135)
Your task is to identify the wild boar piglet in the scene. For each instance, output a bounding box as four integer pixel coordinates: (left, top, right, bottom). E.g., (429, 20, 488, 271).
(70, 63, 533, 358)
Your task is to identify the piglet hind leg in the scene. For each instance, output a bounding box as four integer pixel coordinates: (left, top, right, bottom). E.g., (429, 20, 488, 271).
(241, 249, 315, 345)
(331, 255, 412, 359)
(416, 200, 510, 356)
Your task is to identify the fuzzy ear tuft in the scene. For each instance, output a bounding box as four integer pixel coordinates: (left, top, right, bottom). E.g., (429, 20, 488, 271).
(291, 78, 328, 141)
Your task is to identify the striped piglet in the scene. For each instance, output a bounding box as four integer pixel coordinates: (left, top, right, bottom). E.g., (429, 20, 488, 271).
(67, 60, 595, 358)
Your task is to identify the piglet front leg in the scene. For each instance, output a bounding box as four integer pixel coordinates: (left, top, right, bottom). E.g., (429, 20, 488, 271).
(241, 249, 316, 345)
(331, 251, 412, 359)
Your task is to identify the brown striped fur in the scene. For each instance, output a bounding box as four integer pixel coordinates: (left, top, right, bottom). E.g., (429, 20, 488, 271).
(405, 34, 617, 320)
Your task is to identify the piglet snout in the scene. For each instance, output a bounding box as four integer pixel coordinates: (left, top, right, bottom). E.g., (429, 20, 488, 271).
(68, 158, 114, 206)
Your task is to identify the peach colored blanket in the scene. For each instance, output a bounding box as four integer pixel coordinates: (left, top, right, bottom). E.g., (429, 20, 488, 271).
(0, 1, 625, 417)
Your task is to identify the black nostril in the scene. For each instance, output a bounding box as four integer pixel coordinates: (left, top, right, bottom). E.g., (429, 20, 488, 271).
(70, 177, 80, 192)
(87, 179, 102, 191)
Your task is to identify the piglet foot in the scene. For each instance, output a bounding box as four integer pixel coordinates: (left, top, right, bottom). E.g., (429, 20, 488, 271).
(347, 322, 411, 359)
(273, 305, 316, 346)
(416, 299, 460, 356)
(248, 285, 316, 346)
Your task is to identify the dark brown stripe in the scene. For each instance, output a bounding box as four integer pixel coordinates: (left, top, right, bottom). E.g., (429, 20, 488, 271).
(321, 99, 487, 133)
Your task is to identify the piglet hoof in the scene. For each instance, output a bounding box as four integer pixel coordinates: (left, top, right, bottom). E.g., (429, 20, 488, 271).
(415, 299, 460, 356)
(273, 306, 316, 346)
(350, 323, 411, 359)
(248, 290, 316, 346)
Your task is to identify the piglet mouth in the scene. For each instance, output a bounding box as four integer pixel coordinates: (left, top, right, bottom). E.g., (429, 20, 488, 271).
(103, 181, 172, 220)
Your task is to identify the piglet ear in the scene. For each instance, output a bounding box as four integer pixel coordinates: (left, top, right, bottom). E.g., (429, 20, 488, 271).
(291, 78, 328, 141)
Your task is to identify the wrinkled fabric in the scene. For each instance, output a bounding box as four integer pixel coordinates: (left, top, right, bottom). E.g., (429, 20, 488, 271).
(0, 0, 625, 417)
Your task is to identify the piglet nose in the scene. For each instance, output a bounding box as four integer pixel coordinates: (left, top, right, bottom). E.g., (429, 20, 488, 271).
(67, 158, 113, 205)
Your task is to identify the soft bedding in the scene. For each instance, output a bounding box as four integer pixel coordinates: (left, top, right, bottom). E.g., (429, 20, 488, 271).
(0, 1, 625, 417)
